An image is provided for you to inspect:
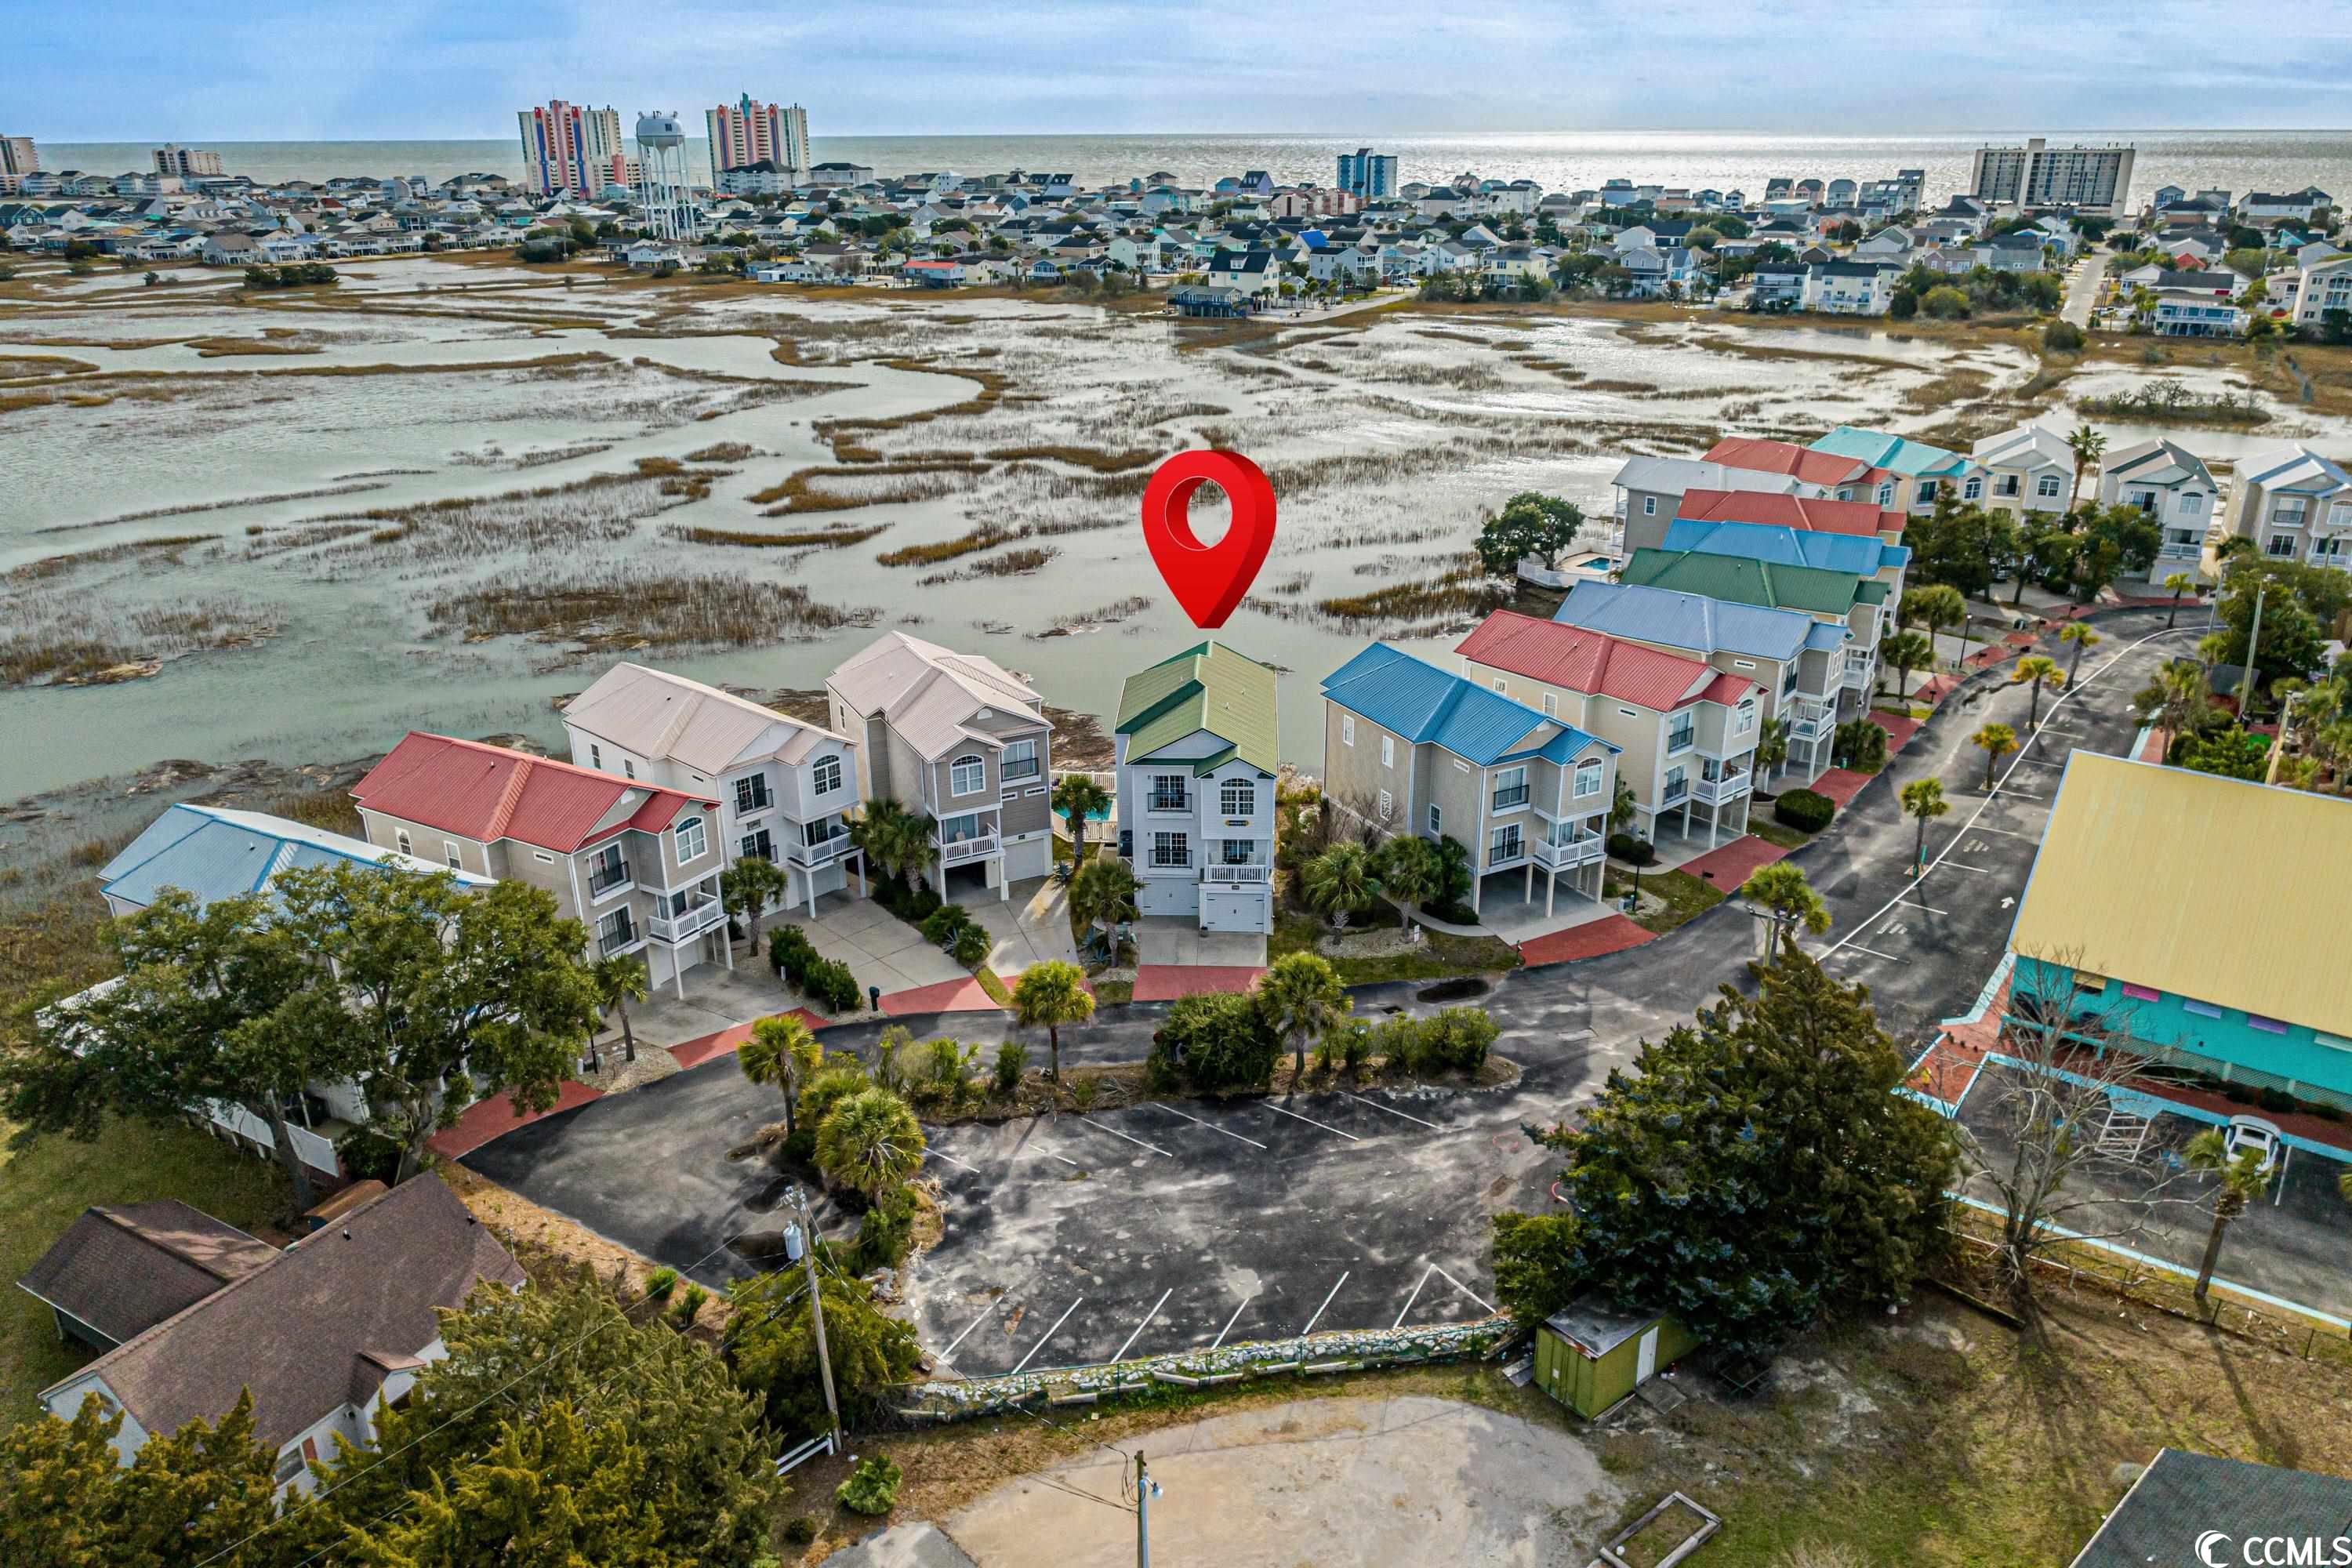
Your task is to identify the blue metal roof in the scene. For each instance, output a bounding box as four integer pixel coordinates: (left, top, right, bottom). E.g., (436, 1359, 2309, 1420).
(1320, 644, 1615, 766)
(1809, 425, 1967, 478)
(1552, 581, 1811, 662)
(100, 804, 492, 913)
(1662, 517, 1911, 575)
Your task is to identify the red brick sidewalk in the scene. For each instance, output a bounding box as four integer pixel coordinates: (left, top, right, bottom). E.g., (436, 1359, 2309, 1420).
(1812, 767, 1873, 808)
(1675, 833, 1788, 890)
(666, 1008, 831, 1070)
(1519, 915, 1654, 968)
(1870, 710, 1923, 750)
(427, 1080, 602, 1161)
(1132, 964, 1265, 1001)
(878, 977, 1004, 1016)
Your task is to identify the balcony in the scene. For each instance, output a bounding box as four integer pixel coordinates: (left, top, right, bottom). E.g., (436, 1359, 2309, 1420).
(1842, 662, 1873, 691)
(1786, 699, 1834, 739)
(586, 858, 633, 898)
(1533, 835, 1606, 870)
(1693, 771, 1751, 805)
(786, 826, 852, 867)
(940, 833, 999, 866)
(648, 898, 725, 945)
(1202, 864, 1272, 884)
(1660, 781, 1690, 806)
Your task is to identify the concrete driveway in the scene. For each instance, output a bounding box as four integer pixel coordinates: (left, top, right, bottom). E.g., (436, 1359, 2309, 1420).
(772, 892, 970, 998)
(1134, 916, 1268, 967)
(961, 876, 1080, 976)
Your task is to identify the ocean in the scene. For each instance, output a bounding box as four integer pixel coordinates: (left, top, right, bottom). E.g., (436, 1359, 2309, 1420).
(38, 129, 2352, 205)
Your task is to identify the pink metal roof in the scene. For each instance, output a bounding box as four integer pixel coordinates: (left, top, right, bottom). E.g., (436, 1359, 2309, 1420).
(352, 733, 712, 854)
(1675, 487, 1899, 537)
(1702, 437, 1868, 489)
(1457, 612, 1754, 712)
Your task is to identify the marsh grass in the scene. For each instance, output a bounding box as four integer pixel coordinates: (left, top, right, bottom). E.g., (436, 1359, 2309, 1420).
(750, 458, 988, 514)
(916, 546, 1058, 586)
(876, 522, 1029, 568)
(1, 597, 276, 688)
(985, 444, 1159, 473)
(426, 571, 875, 651)
(670, 524, 888, 549)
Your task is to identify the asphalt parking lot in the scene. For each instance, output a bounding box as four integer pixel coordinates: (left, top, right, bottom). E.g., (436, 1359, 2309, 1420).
(910, 1073, 1567, 1377)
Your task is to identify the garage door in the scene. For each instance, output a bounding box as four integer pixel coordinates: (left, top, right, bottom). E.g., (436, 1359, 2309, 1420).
(1200, 886, 1265, 933)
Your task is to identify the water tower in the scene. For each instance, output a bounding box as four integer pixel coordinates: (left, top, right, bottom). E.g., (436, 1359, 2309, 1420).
(633, 111, 697, 241)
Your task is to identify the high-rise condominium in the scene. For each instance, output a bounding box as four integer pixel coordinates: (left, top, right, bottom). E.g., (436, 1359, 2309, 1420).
(1337, 147, 1398, 199)
(517, 100, 625, 198)
(706, 95, 810, 183)
(1968, 137, 2136, 216)
(1, 136, 38, 178)
(154, 144, 224, 178)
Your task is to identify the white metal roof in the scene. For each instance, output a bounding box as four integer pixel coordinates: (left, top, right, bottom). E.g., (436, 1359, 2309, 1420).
(563, 662, 849, 773)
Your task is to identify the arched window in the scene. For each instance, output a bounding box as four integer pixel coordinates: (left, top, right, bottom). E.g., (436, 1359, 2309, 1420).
(949, 754, 985, 795)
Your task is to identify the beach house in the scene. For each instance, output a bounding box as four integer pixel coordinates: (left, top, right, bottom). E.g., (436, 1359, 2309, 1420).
(1112, 642, 1279, 935)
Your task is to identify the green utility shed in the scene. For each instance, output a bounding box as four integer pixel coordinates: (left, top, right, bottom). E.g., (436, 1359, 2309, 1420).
(1534, 1294, 1700, 1418)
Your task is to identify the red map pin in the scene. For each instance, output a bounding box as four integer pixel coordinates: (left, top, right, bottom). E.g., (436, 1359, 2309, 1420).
(1140, 450, 1277, 630)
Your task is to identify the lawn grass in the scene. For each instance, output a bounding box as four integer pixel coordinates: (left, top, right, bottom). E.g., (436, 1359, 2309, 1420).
(1746, 819, 1814, 852)
(1, 1113, 289, 1432)
(1268, 910, 1519, 985)
(1606, 868, 1727, 937)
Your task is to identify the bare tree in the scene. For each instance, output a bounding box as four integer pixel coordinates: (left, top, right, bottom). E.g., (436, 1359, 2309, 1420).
(1955, 946, 2207, 1313)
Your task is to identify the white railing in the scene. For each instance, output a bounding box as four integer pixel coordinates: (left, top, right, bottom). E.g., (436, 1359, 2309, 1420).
(1787, 699, 1834, 738)
(1202, 864, 1271, 884)
(786, 829, 851, 867)
(941, 834, 999, 865)
(1842, 663, 1872, 691)
(1534, 836, 1606, 870)
(1693, 773, 1751, 805)
(648, 899, 726, 944)
(203, 1099, 339, 1174)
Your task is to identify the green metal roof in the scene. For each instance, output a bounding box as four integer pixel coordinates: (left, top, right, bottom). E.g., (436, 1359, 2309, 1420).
(1115, 641, 1279, 778)
(1620, 549, 1880, 618)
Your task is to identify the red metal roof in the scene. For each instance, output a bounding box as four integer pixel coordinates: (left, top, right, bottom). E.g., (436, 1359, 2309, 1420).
(1456, 611, 1754, 712)
(1702, 437, 1868, 489)
(1676, 488, 1897, 537)
(352, 733, 711, 854)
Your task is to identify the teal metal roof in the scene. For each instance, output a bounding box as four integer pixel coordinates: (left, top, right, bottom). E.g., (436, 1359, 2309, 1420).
(1808, 426, 1968, 478)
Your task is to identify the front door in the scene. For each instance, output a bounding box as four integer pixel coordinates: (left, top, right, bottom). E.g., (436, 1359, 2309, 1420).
(1635, 1325, 1659, 1384)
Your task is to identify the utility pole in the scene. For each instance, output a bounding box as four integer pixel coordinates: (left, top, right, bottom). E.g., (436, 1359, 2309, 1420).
(2241, 583, 2266, 724)
(789, 1187, 840, 1436)
(1134, 1450, 1151, 1568)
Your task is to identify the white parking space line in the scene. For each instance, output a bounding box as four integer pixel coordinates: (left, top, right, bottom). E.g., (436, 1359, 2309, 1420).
(1961, 825, 2037, 839)
(924, 1148, 979, 1173)
(1345, 1093, 1441, 1130)
(2010, 754, 2068, 768)
(1012, 1297, 1084, 1373)
(1144, 1101, 1268, 1150)
(1300, 1272, 1350, 1336)
(1112, 1289, 1172, 1364)
(1938, 861, 1995, 873)
(1430, 1264, 1497, 1315)
(1830, 944, 1909, 964)
(938, 1305, 995, 1359)
(1393, 1264, 1436, 1327)
(1895, 897, 1951, 916)
(1265, 1102, 1361, 1141)
(1078, 1115, 1172, 1158)
(1211, 1293, 1255, 1348)
(1028, 1146, 1080, 1167)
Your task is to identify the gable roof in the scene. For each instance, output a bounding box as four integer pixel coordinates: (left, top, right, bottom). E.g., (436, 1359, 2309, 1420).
(1455, 611, 1748, 712)
(1552, 580, 1813, 662)
(1675, 487, 1900, 537)
(1321, 644, 1613, 768)
(1702, 436, 1868, 488)
(2103, 437, 2215, 490)
(42, 1175, 523, 1453)
(1661, 517, 1907, 576)
(1970, 421, 2075, 470)
(826, 631, 1043, 761)
(1610, 457, 1803, 502)
(1809, 426, 1969, 478)
(352, 734, 710, 853)
(2013, 753, 2352, 1036)
(1620, 547, 1888, 616)
(563, 662, 850, 773)
(2070, 1450, 2352, 1568)
(2236, 442, 2352, 497)
(1115, 641, 1279, 777)
(18, 1201, 278, 1347)
(100, 804, 492, 913)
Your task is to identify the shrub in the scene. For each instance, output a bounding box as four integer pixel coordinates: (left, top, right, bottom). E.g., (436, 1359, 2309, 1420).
(1338, 1021, 1373, 1076)
(1421, 898, 1479, 925)
(993, 1039, 1028, 1093)
(950, 926, 989, 967)
(2043, 319, 2085, 353)
(837, 1454, 902, 1517)
(1606, 832, 1657, 866)
(1152, 991, 1278, 1091)
(919, 906, 974, 947)
(797, 1064, 870, 1131)
(1427, 1007, 1497, 1073)
(2257, 1087, 2297, 1112)
(803, 956, 862, 1013)
(1068, 1076, 1100, 1111)
(780, 1128, 817, 1168)
(335, 1126, 405, 1183)
(855, 1183, 916, 1271)
(1775, 789, 1835, 832)
(768, 925, 817, 985)
(669, 1283, 708, 1327)
(783, 1517, 820, 1547)
(1834, 717, 1889, 772)
(645, 1266, 679, 1301)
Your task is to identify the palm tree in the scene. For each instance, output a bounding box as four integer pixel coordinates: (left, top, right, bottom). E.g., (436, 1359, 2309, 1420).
(720, 856, 792, 950)
(2058, 622, 2102, 688)
(1011, 960, 1094, 1080)
(1370, 835, 1441, 930)
(2064, 423, 2107, 508)
(2183, 1129, 2273, 1308)
(1900, 585, 1966, 673)
(1900, 777, 1947, 879)
(1881, 630, 1934, 698)
(1739, 862, 1830, 960)
(1051, 774, 1111, 862)
(1302, 842, 1381, 932)
(2162, 572, 2196, 628)
(1067, 856, 1139, 954)
(1972, 721, 2020, 789)
(586, 953, 650, 1067)
(2012, 654, 2066, 729)
(1433, 835, 1474, 911)
(814, 1087, 926, 1199)
(2144, 662, 2211, 757)
(1753, 716, 1789, 782)
(1257, 950, 1348, 1083)
(2196, 631, 2230, 675)
(740, 1013, 822, 1135)
(848, 799, 936, 891)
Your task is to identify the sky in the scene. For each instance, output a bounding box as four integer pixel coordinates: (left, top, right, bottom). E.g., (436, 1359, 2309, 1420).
(16, 0, 2352, 140)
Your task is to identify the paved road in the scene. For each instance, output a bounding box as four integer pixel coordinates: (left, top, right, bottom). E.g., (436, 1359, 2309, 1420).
(2063, 249, 2110, 327)
(465, 608, 2196, 1344)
